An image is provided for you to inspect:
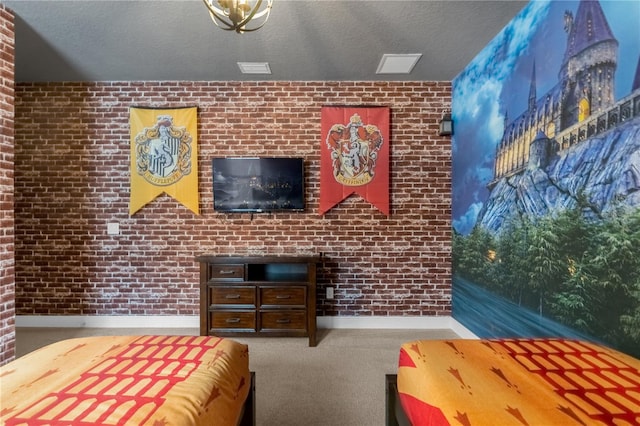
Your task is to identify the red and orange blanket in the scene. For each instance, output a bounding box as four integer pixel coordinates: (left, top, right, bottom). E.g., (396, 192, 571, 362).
(1, 335, 250, 426)
(398, 339, 640, 426)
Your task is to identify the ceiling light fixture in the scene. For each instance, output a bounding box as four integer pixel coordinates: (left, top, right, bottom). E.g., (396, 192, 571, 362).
(202, 0, 273, 33)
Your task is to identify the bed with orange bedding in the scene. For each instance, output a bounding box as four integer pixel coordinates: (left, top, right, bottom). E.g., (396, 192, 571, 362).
(386, 338, 640, 426)
(0, 335, 253, 426)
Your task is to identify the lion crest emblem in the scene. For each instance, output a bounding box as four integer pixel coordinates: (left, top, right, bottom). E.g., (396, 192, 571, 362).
(325, 113, 384, 186)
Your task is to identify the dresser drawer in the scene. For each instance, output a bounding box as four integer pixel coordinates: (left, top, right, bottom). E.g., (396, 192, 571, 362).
(210, 286, 255, 306)
(260, 311, 306, 330)
(209, 311, 256, 330)
(260, 287, 306, 306)
(198, 256, 319, 346)
(209, 264, 244, 280)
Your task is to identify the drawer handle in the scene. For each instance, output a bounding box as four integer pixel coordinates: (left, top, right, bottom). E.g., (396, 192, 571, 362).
(226, 318, 241, 324)
(219, 270, 237, 275)
(276, 318, 291, 324)
(276, 295, 291, 299)
(225, 294, 241, 299)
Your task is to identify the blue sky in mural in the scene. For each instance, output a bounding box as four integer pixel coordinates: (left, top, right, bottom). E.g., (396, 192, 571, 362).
(452, 0, 640, 235)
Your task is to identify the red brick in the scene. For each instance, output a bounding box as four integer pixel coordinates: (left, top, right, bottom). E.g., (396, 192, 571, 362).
(12, 80, 452, 344)
(0, 5, 14, 366)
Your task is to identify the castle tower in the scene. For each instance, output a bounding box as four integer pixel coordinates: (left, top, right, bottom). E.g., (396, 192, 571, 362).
(528, 130, 554, 171)
(529, 61, 537, 112)
(490, 0, 620, 188)
(559, 0, 618, 129)
(633, 55, 640, 92)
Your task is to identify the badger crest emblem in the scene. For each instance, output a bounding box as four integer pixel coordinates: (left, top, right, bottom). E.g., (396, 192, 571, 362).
(134, 115, 192, 186)
(325, 113, 384, 186)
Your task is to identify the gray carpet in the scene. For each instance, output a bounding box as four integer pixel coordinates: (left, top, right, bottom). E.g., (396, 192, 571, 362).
(16, 327, 460, 426)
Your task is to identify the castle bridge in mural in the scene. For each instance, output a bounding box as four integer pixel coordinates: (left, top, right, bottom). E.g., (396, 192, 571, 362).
(555, 90, 640, 150)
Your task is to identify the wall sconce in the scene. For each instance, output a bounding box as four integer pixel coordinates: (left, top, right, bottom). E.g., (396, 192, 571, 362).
(439, 113, 453, 136)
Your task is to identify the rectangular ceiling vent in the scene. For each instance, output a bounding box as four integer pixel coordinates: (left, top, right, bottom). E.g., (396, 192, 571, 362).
(376, 54, 422, 74)
(237, 62, 272, 74)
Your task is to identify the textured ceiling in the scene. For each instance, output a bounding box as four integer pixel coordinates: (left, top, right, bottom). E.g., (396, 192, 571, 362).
(3, 0, 527, 82)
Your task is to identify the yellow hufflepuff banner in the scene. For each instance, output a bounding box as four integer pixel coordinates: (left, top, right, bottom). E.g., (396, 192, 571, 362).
(129, 107, 199, 215)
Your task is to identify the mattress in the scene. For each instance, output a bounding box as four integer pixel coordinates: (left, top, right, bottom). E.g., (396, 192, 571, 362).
(397, 338, 640, 426)
(0, 335, 250, 426)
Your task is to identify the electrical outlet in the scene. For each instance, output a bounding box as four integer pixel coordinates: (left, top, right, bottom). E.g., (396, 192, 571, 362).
(107, 222, 120, 235)
(326, 286, 334, 299)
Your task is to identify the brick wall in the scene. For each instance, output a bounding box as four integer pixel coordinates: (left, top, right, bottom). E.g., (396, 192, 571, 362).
(0, 5, 15, 366)
(14, 81, 451, 321)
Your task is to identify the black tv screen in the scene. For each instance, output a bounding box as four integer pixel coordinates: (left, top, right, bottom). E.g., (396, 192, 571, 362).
(212, 157, 305, 213)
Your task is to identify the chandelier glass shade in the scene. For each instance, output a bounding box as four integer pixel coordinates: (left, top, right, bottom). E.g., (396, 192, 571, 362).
(202, 0, 273, 33)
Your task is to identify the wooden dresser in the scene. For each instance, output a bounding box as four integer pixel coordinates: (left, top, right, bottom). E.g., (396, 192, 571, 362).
(196, 255, 321, 347)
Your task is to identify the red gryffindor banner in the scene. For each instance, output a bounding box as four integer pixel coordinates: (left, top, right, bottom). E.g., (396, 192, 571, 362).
(320, 106, 389, 215)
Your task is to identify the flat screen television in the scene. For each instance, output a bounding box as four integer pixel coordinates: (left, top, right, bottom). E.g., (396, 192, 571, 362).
(212, 157, 305, 213)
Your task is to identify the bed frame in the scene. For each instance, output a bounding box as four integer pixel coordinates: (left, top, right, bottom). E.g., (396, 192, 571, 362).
(385, 374, 410, 426)
(239, 372, 256, 426)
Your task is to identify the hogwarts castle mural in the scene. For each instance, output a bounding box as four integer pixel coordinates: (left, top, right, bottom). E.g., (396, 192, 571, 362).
(452, 0, 640, 356)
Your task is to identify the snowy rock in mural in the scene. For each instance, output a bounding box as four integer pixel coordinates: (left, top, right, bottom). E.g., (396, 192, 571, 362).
(478, 116, 640, 232)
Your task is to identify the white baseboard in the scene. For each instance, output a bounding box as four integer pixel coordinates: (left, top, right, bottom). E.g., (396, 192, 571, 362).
(16, 315, 200, 328)
(16, 315, 478, 337)
(317, 316, 478, 338)
(448, 318, 479, 339)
